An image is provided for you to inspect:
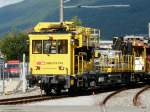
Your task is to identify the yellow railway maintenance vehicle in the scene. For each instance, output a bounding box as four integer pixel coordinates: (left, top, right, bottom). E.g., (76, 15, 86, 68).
(28, 21, 150, 95)
(28, 21, 100, 95)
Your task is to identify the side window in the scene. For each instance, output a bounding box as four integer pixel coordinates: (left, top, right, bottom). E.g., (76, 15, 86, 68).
(58, 40, 68, 54)
(32, 40, 42, 54)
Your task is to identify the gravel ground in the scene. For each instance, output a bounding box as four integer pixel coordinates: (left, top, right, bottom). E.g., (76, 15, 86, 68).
(23, 87, 150, 112)
(27, 88, 143, 107)
(0, 87, 42, 99)
(0, 105, 146, 112)
(0, 87, 150, 112)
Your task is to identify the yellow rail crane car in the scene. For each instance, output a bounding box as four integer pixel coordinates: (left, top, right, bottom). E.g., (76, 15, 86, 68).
(28, 21, 100, 95)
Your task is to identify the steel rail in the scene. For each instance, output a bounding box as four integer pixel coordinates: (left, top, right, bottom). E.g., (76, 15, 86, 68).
(0, 95, 67, 105)
(100, 87, 127, 106)
(133, 85, 150, 106)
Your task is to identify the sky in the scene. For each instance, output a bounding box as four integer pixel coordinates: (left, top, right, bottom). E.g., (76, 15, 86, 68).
(0, 0, 24, 8)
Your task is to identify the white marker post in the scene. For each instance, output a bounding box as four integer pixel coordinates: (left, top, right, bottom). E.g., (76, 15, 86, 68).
(22, 53, 27, 93)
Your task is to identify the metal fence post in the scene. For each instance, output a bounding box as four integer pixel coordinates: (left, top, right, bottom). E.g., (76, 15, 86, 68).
(2, 62, 5, 94)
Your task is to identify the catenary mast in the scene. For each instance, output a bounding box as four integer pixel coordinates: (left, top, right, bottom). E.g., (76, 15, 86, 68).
(60, 0, 64, 22)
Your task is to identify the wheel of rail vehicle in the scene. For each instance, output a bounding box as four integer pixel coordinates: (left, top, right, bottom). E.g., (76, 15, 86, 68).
(45, 88, 60, 96)
(68, 86, 77, 96)
(50, 87, 61, 95)
(45, 89, 51, 96)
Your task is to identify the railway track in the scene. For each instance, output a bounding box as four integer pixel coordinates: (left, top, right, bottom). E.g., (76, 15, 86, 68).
(0, 95, 67, 105)
(98, 84, 150, 108)
(133, 85, 150, 107)
(0, 84, 149, 106)
(100, 87, 127, 106)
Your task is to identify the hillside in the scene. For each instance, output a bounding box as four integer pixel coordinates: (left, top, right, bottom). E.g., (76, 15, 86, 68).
(0, 0, 59, 34)
(0, 0, 150, 39)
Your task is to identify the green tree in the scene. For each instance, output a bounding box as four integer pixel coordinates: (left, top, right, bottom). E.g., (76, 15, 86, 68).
(0, 32, 29, 61)
(70, 16, 82, 26)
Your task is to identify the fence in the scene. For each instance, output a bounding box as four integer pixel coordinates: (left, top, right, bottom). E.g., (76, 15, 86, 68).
(0, 61, 29, 94)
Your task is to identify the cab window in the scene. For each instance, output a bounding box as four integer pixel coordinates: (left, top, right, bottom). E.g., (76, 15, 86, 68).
(32, 40, 42, 54)
(43, 40, 57, 54)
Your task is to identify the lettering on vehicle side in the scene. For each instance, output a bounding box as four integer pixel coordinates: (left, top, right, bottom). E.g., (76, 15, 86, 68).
(46, 62, 63, 64)
(36, 61, 63, 65)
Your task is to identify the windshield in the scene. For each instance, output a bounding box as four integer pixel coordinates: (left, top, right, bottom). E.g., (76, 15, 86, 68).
(43, 40, 68, 54)
(32, 40, 68, 54)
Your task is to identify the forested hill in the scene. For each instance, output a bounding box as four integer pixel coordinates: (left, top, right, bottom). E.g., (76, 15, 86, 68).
(0, 0, 150, 39)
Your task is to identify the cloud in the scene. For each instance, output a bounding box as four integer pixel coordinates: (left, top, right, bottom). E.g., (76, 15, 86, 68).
(0, 0, 24, 8)
(64, 0, 71, 3)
